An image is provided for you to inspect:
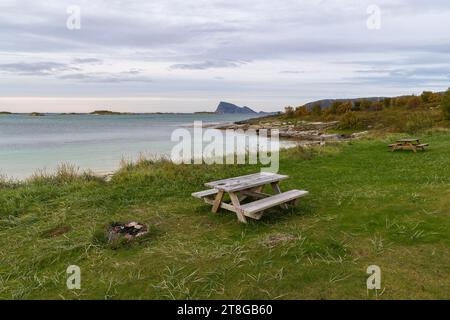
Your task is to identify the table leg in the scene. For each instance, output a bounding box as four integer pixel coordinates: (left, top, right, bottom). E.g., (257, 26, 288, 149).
(229, 192, 247, 224)
(409, 143, 417, 153)
(254, 185, 264, 193)
(211, 190, 224, 213)
(271, 182, 288, 209)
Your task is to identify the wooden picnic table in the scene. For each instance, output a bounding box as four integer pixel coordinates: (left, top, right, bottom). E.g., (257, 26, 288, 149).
(389, 138, 428, 153)
(192, 172, 308, 223)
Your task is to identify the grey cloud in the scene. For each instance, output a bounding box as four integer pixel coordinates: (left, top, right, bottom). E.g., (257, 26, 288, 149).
(280, 70, 305, 74)
(0, 61, 77, 75)
(348, 67, 450, 88)
(1, 0, 450, 107)
(1, 1, 450, 63)
(72, 58, 102, 64)
(170, 60, 247, 70)
(0, 60, 147, 83)
(356, 66, 450, 78)
(58, 70, 152, 83)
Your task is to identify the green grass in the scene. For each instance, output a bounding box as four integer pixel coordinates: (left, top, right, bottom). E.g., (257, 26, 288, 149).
(1, 131, 450, 299)
(264, 105, 448, 134)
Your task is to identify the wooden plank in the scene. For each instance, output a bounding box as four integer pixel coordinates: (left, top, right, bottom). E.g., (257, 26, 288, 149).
(229, 192, 247, 223)
(397, 138, 419, 143)
(211, 190, 224, 213)
(241, 190, 272, 199)
(205, 172, 288, 192)
(271, 182, 288, 209)
(240, 190, 309, 215)
(204, 198, 237, 213)
(245, 211, 264, 220)
(192, 189, 218, 199)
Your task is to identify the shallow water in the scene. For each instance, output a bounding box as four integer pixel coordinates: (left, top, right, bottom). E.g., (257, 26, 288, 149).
(0, 113, 288, 179)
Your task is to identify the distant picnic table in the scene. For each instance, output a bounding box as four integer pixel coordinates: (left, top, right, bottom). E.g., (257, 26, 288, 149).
(388, 138, 428, 152)
(192, 173, 308, 223)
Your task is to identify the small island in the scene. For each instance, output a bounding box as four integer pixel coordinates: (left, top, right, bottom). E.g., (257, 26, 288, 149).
(193, 111, 216, 115)
(0, 111, 12, 115)
(90, 110, 131, 115)
(29, 112, 44, 117)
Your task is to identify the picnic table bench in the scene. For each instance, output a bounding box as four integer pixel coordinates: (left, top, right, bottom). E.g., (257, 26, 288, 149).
(192, 173, 308, 223)
(388, 138, 428, 153)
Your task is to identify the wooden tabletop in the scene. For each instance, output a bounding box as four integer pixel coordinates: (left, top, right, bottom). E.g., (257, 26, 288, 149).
(205, 172, 288, 192)
(397, 138, 419, 143)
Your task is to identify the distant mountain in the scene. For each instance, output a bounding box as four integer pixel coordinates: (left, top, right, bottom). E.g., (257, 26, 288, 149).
(304, 97, 387, 110)
(215, 101, 257, 114)
(214, 101, 275, 115)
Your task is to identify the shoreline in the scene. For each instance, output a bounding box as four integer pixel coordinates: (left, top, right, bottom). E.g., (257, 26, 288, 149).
(1, 116, 368, 182)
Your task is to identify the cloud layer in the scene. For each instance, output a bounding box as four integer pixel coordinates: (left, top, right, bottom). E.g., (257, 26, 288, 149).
(0, 0, 449, 112)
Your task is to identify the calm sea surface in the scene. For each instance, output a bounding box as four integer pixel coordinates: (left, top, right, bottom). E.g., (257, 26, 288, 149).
(0, 113, 278, 179)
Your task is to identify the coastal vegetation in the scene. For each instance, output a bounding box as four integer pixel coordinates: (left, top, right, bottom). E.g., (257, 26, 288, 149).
(1, 91, 449, 299)
(278, 90, 449, 133)
(441, 90, 450, 120)
(1, 128, 450, 299)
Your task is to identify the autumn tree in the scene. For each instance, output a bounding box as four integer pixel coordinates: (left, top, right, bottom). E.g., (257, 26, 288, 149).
(407, 96, 421, 109)
(295, 106, 309, 117)
(353, 100, 362, 111)
(360, 99, 372, 111)
(370, 101, 383, 111)
(329, 101, 343, 114)
(284, 106, 295, 117)
(337, 101, 352, 114)
(441, 90, 450, 120)
(394, 96, 409, 107)
(421, 91, 433, 104)
(311, 103, 322, 116)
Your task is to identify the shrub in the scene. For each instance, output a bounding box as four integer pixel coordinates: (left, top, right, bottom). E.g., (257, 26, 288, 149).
(421, 91, 433, 104)
(293, 145, 315, 160)
(441, 90, 450, 120)
(337, 101, 352, 114)
(352, 100, 362, 111)
(295, 105, 309, 117)
(360, 99, 372, 111)
(407, 96, 421, 109)
(329, 101, 343, 114)
(311, 103, 322, 116)
(404, 113, 434, 134)
(370, 101, 383, 111)
(339, 112, 362, 130)
(393, 96, 409, 107)
(284, 106, 295, 117)
(430, 92, 443, 104)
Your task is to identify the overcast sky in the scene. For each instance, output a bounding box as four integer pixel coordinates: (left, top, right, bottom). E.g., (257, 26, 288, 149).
(0, 0, 449, 112)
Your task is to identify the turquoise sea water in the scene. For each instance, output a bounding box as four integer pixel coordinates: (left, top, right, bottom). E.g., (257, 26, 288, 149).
(0, 113, 261, 179)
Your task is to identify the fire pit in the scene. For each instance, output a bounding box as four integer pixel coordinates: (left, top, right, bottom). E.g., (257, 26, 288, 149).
(107, 221, 148, 242)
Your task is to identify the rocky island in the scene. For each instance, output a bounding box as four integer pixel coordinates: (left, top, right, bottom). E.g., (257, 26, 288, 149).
(214, 101, 276, 115)
(90, 110, 131, 115)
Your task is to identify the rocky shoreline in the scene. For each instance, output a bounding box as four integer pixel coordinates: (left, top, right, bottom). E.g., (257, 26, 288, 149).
(206, 120, 368, 142)
(88, 120, 370, 183)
